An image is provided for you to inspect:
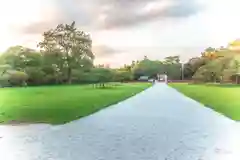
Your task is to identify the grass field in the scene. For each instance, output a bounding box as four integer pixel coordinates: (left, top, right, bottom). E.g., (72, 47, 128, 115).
(0, 83, 151, 124)
(169, 83, 240, 121)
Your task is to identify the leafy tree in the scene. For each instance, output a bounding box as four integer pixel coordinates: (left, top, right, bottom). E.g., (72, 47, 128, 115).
(132, 59, 162, 79)
(114, 70, 133, 82)
(0, 64, 12, 75)
(122, 64, 132, 72)
(8, 71, 28, 86)
(0, 65, 12, 87)
(201, 47, 221, 60)
(164, 63, 181, 80)
(24, 67, 46, 85)
(38, 21, 94, 84)
(204, 47, 215, 53)
(0, 46, 41, 70)
(183, 57, 210, 79)
(192, 56, 239, 83)
(90, 68, 114, 87)
(163, 56, 180, 64)
(132, 57, 182, 80)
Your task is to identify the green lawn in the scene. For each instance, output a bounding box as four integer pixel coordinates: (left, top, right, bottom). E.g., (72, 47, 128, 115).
(0, 83, 150, 124)
(169, 83, 240, 121)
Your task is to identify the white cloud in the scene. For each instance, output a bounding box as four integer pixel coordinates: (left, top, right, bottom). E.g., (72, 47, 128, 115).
(0, 0, 239, 67)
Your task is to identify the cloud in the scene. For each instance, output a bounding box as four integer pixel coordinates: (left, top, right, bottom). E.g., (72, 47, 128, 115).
(16, 0, 202, 35)
(114, 46, 204, 63)
(92, 45, 121, 58)
(94, 45, 206, 67)
(96, 0, 202, 29)
(12, 4, 65, 35)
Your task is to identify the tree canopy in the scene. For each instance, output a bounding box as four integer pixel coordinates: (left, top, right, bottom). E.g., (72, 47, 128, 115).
(0, 21, 240, 87)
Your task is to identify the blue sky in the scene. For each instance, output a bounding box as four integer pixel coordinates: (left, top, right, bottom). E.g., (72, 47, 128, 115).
(0, 0, 240, 67)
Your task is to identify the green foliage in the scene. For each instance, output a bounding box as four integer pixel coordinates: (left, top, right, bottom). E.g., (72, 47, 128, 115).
(38, 21, 93, 84)
(183, 57, 210, 79)
(0, 75, 10, 87)
(132, 58, 181, 80)
(163, 56, 180, 64)
(0, 21, 191, 87)
(90, 68, 114, 84)
(8, 71, 28, 86)
(1, 46, 42, 70)
(193, 55, 240, 83)
(0, 64, 11, 75)
(114, 70, 133, 82)
(132, 59, 162, 79)
(25, 67, 46, 85)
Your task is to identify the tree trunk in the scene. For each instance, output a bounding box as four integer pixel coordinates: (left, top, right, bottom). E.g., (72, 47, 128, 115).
(67, 67, 72, 84)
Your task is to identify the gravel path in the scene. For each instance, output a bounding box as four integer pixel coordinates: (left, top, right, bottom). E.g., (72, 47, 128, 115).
(0, 83, 239, 160)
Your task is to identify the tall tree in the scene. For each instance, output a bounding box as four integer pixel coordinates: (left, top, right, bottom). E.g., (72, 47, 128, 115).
(38, 21, 94, 84)
(163, 56, 180, 64)
(0, 46, 42, 71)
(0, 64, 11, 76)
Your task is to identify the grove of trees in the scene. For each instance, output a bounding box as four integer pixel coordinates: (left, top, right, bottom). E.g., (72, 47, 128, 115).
(0, 21, 240, 87)
(184, 44, 240, 83)
(0, 22, 185, 87)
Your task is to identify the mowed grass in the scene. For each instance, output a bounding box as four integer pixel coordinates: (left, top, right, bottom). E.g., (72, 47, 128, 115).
(0, 83, 151, 124)
(169, 83, 240, 121)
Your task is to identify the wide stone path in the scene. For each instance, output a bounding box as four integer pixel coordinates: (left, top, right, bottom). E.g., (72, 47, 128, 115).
(0, 83, 239, 160)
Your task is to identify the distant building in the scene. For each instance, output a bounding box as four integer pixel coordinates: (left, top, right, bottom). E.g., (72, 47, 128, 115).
(157, 74, 168, 83)
(138, 76, 149, 81)
(96, 64, 110, 68)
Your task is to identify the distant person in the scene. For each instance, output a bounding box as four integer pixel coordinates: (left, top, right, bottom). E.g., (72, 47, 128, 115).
(152, 79, 155, 85)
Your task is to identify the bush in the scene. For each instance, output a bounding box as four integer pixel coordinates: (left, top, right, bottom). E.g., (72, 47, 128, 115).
(0, 76, 10, 87)
(114, 71, 133, 82)
(25, 67, 46, 85)
(8, 71, 28, 86)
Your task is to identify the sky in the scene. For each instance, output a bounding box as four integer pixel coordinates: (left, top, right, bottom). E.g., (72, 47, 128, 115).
(0, 0, 240, 67)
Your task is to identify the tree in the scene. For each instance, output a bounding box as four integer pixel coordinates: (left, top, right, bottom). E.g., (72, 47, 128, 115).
(114, 70, 133, 82)
(204, 47, 215, 53)
(233, 60, 240, 83)
(131, 60, 136, 69)
(8, 71, 28, 86)
(0, 64, 12, 87)
(164, 63, 182, 80)
(90, 68, 114, 87)
(201, 47, 219, 60)
(38, 21, 94, 84)
(228, 39, 240, 52)
(192, 56, 236, 83)
(122, 64, 132, 72)
(163, 56, 180, 64)
(183, 57, 210, 79)
(25, 67, 46, 85)
(131, 57, 183, 80)
(0, 64, 11, 75)
(0, 46, 42, 71)
(132, 59, 163, 79)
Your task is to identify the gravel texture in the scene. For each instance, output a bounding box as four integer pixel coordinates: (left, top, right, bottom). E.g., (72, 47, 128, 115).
(0, 83, 239, 160)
